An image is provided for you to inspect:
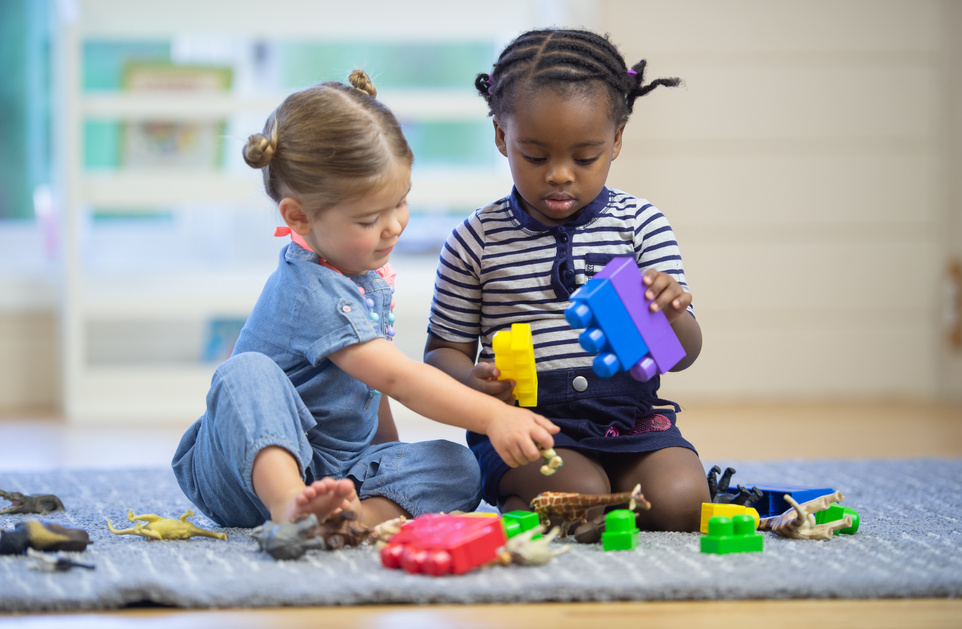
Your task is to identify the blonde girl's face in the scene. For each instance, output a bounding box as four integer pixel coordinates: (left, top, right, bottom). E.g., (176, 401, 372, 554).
(306, 162, 411, 276)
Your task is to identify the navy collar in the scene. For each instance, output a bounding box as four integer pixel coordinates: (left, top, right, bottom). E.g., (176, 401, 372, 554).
(508, 187, 611, 231)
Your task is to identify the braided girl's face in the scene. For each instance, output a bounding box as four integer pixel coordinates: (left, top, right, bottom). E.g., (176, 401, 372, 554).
(493, 84, 624, 226)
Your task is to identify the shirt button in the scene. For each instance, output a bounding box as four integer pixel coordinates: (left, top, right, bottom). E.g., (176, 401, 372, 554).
(572, 376, 588, 392)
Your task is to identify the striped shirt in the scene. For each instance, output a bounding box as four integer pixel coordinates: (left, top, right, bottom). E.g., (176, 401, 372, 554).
(428, 187, 692, 373)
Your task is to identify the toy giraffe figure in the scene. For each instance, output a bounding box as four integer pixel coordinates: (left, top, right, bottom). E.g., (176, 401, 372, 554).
(529, 484, 650, 537)
(107, 509, 227, 541)
(758, 491, 852, 540)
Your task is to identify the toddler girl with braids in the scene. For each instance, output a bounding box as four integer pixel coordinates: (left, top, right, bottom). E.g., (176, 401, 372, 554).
(425, 29, 710, 533)
(173, 70, 558, 529)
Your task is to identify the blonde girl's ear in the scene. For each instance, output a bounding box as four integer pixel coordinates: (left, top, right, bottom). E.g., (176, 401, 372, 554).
(278, 197, 312, 235)
(493, 117, 508, 157)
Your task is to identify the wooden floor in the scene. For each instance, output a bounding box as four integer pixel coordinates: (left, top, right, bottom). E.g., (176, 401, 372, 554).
(1, 399, 960, 628)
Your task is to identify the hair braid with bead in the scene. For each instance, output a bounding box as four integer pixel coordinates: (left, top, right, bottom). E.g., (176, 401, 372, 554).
(476, 29, 681, 126)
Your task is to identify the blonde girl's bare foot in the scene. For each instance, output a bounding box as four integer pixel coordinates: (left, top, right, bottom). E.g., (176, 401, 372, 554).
(283, 477, 360, 524)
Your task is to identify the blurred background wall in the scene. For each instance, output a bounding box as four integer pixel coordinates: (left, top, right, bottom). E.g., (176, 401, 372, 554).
(0, 0, 958, 423)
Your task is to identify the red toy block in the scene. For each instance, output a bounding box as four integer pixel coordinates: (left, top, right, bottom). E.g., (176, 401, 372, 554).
(595, 257, 686, 379)
(380, 513, 507, 576)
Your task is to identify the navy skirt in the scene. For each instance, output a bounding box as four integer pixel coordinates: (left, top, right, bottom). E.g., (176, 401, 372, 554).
(468, 366, 697, 506)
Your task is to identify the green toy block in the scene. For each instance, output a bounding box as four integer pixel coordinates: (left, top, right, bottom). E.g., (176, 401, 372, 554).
(502, 510, 542, 539)
(602, 509, 639, 551)
(700, 515, 763, 555)
(813, 504, 860, 535)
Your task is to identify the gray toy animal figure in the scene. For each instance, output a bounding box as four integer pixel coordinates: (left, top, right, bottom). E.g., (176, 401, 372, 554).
(0, 490, 65, 515)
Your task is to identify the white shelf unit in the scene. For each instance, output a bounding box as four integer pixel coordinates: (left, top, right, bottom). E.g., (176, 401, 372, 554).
(50, 0, 549, 424)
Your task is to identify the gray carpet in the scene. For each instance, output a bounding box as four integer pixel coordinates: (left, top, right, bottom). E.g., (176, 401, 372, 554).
(1, 458, 960, 612)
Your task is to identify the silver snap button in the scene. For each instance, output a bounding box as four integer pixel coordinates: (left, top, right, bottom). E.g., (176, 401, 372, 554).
(572, 376, 588, 392)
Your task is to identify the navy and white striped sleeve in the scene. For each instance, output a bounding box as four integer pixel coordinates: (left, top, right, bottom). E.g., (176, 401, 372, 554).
(427, 212, 485, 344)
(632, 200, 693, 309)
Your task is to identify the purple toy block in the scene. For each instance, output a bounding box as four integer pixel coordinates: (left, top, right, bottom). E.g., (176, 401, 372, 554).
(565, 278, 649, 378)
(595, 257, 686, 377)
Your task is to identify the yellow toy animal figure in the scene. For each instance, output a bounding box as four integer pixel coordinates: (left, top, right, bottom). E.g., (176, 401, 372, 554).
(107, 509, 227, 541)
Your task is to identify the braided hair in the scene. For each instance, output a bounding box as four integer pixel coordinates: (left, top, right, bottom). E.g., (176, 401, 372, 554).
(476, 29, 681, 125)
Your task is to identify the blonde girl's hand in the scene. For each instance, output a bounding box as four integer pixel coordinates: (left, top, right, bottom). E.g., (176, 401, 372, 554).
(486, 408, 558, 468)
(467, 362, 516, 404)
(642, 269, 692, 324)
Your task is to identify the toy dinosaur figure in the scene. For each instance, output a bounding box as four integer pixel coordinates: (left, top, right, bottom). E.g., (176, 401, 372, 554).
(253, 510, 371, 560)
(0, 520, 91, 555)
(758, 491, 853, 540)
(529, 483, 650, 537)
(371, 515, 408, 548)
(497, 524, 570, 566)
(253, 515, 329, 560)
(0, 490, 65, 515)
(706, 466, 763, 507)
(106, 509, 227, 541)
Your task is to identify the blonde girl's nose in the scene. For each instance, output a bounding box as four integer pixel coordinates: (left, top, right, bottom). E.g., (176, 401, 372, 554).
(384, 208, 405, 236)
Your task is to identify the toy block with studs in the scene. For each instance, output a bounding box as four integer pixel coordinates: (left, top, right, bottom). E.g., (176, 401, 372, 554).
(502, 510, 542, 540)
(813, 504, 860, 535)
(565, 257, 685, 382)
(700, 514, 764, 555)
(492, 323, 538, 407)
(601, 509, 640, 551)
(380, 513, 506, 576)
(700, 503, 761, 534)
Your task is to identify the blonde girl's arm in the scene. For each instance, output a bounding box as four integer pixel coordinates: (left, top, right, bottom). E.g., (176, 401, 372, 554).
(328, 337, 558, 467)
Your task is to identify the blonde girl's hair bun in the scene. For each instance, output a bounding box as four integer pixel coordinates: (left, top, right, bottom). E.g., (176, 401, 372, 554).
(348, 69, 377, 98)
(243, 124, 277, 169)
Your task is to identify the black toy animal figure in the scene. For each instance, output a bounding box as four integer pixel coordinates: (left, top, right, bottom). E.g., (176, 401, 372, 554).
(0, 520, 91, 555)
(27, 548, 95, 572)
(0, 490, 65, 515)
(707, 466, 763, 507)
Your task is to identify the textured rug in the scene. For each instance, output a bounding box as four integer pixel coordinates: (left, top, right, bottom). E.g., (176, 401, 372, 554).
(1, 458, 960, 612)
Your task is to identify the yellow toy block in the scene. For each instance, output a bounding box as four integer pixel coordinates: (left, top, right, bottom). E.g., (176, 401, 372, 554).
(700, 503, 760, 534)
(492, 323, 538, 407)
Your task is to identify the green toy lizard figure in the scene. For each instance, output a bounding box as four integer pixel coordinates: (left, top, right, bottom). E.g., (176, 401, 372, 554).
(106, 509, 227, 541)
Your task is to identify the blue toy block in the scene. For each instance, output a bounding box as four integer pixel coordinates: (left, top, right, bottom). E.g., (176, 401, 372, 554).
(595, 257, 686, 379)
(746, 483, 836, 518)
(565, 278, 650, 379)
(566, 258, 685, 382)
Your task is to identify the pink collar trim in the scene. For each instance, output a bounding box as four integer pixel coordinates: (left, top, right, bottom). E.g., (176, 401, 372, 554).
(274, 226, 395, 287)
